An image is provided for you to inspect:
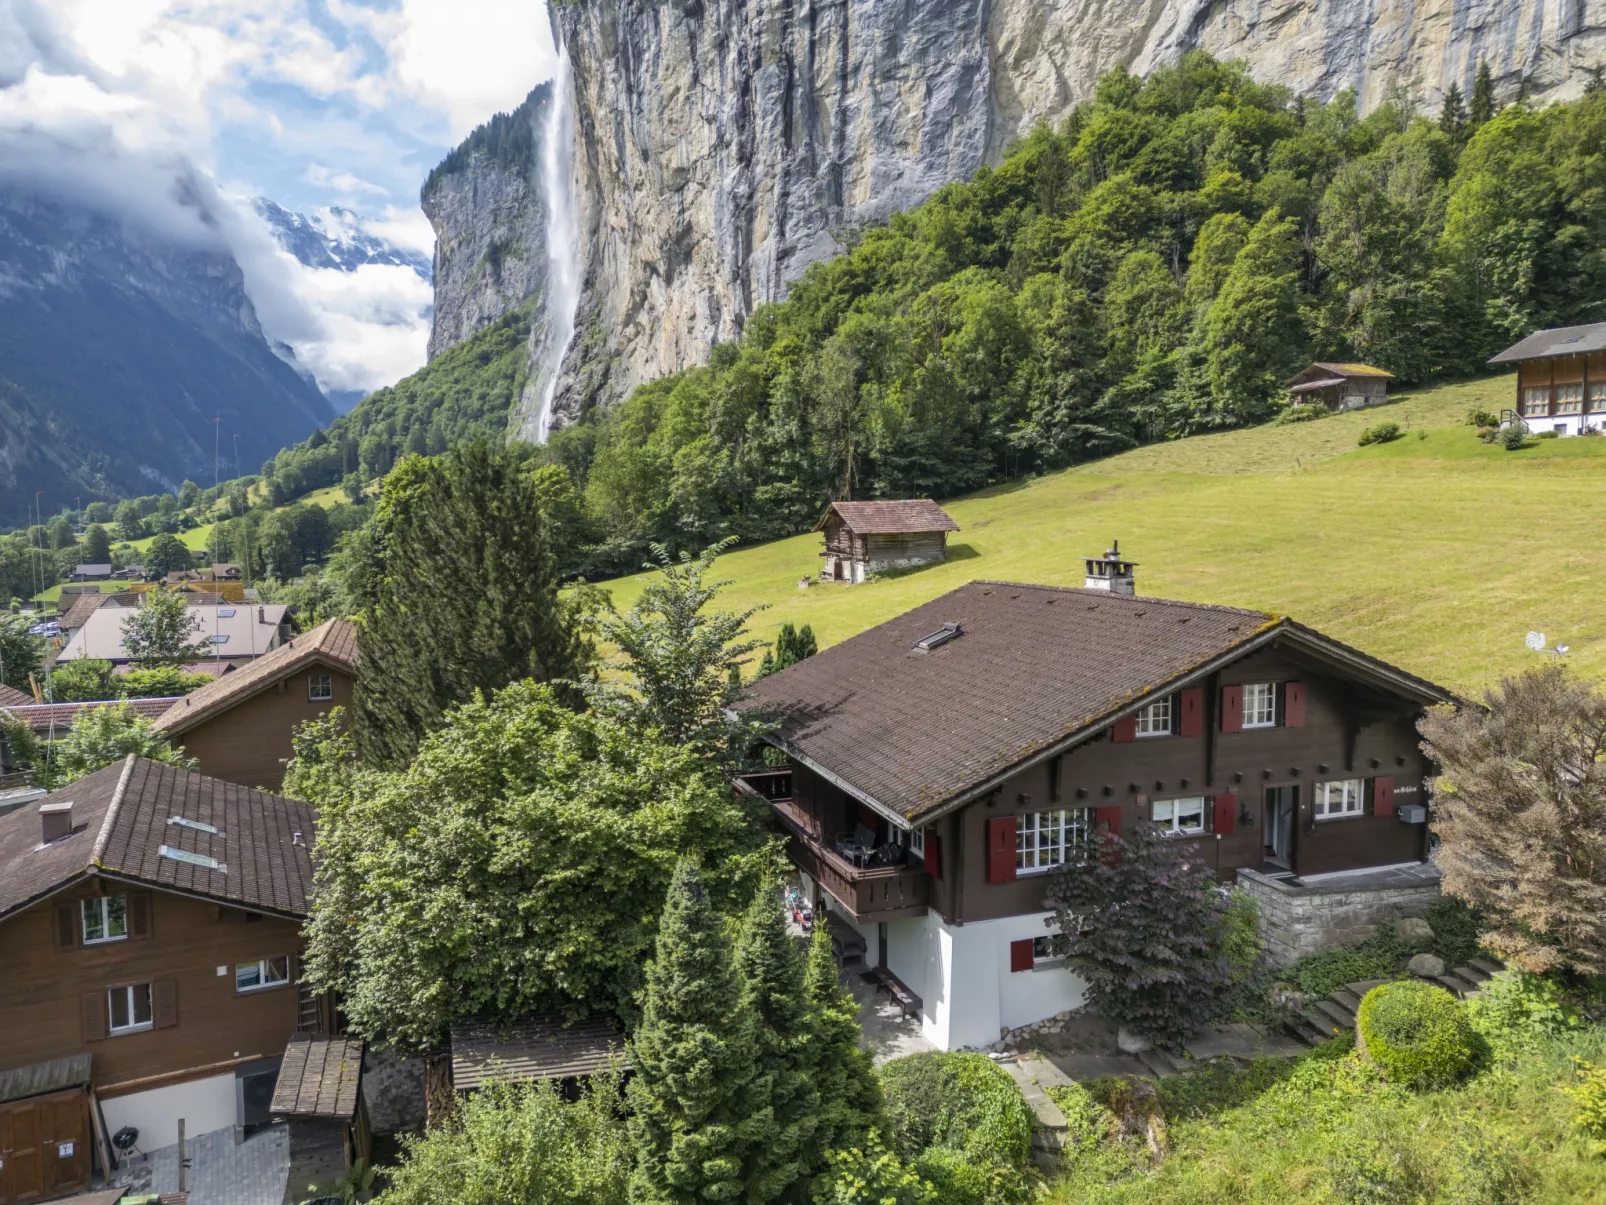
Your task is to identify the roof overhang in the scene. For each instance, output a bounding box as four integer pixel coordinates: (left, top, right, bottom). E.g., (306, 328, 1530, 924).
(156, 650, 352, 736)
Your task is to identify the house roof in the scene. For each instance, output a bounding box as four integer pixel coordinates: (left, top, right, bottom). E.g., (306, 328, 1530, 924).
(0, 684, 34, 708)
(154, 618, 356, 737)
(814, 499, 960, 536)
(0, 756, 317, 924)
(0, 1053, 91, 1105)
(1287, 377, 1346, 392)
(272, 1035, 364, 1120)
(1286, 362, 1393, 385)
(450, 1015, 628, 1089)
(3, 698, 183, 734)
(59, 592, 110, 633)
(56, 602, 288, 664)
(1488, 321, 1606, 364)
(740, 580, 1454, 823)
(73, 564, 112, 577)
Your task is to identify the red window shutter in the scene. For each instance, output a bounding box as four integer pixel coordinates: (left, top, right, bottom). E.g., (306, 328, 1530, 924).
(1178, 688, 1203, 737)
(1111, 715, 1137, 743)
(129, 891, 153, 940)
(80, 992, 106, 1042)
(1220, 686, 1243, 733)
(152, 978, 178, 1030)
(986, 816, 1017, 883)
(1212, 795, 1237, 835)
(1284, 681, 1307, 728)
(923, 833, 942, 879)
(1372, 776, 1396, 817)
(1093, 805, 1123, 836)
(55, 903, 78, 951)
(1009, 939, 1035, 973)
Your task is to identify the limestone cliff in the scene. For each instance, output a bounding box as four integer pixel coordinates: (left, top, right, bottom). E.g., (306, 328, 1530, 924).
(523, 0, 1605, 429)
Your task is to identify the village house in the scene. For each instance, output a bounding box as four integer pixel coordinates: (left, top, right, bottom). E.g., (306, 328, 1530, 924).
(815, 499, 960, 584)
(55, 601, 290, 671)
(1489, 320, 1606, 436)
(737, 549, 1456, 1052)
(69, 565, 113, 584)
(208, 564, 243, 582)
(1284, 363, 1393, 411)
(0, 757, 324, 1191)
(152, 618, 357, 791)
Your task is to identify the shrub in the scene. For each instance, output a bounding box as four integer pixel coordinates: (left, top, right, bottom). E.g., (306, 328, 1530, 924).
(1478, 425, 1501, 443)
(1466, 971, 1577, 1055)
(812, 1132, 934, 1205)
(1566, 1061, 1606, 1146)
(1499, 422, 1529, 450)
(1285, 924, 1411, 1000)
(1466, 408, 1500, 427)
(1356, 981, 1477, 1088)
(878, 1052, 1034, 1202)
(1536, 428, 1560, 439)
(1425, 897, 1485, 967)
(1357, 420, 1401, 446)
(1275, 402, 1327, 425)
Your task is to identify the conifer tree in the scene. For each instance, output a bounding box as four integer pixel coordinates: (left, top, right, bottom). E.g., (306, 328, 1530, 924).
(1438, 82, 1467, 139)
(1470, 61, 1496, 127)
(732, 888, 820, 1202)
(801, 922, 883, 1162)
(627, 860, 765, 1204)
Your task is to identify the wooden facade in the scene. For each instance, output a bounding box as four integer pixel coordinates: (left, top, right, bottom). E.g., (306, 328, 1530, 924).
(1285, 362, 1392, 411)
(168, 667, 354, 791)
(815, 500, 959, 584)
(1514, 351, 1606, 425)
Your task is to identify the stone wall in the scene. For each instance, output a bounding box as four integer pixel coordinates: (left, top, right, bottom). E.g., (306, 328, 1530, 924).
(1236, 865, 1442, 967)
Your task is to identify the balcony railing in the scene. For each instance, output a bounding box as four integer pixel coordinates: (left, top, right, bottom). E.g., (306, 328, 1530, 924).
(734, 771, 929, 923)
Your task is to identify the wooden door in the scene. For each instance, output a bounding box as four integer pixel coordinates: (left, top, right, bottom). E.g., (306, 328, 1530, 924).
(0, 1091, 90, 1203)
(0, 1098, 43, 1204)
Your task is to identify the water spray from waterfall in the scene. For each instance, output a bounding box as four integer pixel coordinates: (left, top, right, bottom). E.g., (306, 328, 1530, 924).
(531, 40, 579, 443)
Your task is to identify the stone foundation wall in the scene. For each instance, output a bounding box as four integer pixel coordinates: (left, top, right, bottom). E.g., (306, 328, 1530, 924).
(1236, 867, 1442, 967)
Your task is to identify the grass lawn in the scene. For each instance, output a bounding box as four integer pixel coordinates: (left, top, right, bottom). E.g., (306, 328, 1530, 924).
(122, 525, 215, 555)
(595, 374, 1606, 695)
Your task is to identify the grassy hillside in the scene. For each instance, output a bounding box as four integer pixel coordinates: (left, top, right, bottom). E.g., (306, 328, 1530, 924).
(597, 375, 1606, 695)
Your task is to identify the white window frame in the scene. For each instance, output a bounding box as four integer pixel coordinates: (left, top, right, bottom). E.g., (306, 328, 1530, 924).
(1135, 697, 1172, 738)
(81, 895, 128, 945)
(905, 826, 925, 858)
(108, 983, 153, 1035)
(1242, 682, 1277, 729)
(308, 672, 333, 702)
(1314, 779, 1365, 820)
(1152, 796, 1206, 836)
(1016, 808, 1090, 875)
(235, 956, 291, 993)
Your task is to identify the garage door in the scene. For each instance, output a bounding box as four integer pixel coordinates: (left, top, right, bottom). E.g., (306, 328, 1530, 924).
(0, 1090, 91, 1203)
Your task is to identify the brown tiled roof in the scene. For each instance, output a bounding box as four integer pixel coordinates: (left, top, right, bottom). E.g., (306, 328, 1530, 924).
(272, 1035, 364, 1119)
(451, 1016, 628, 1089)
(0, 756, 316, 923)
(155, 618, 357, 737)
(741, 581, 1453, 822)
(0, 684, 34, 708)
(814, 499, 960, 536)
(3, 698, 182, 733)
(59, 592, 110, 632)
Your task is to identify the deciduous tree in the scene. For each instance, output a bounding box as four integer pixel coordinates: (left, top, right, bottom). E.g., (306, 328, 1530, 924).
(80, 525, 111, 564)
(121, 588, 211, 666)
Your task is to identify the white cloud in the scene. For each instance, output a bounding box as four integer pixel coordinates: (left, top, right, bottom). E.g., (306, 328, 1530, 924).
(304, 161, 389, 197)
(392, 0, 555, 138)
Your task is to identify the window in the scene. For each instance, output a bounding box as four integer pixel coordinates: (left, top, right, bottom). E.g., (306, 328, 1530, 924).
(1135, 697, 1172, 737)
(218, 607, 236, 618)
(1522, 386, 1551, 416)
(1016, 808, 1090, 874)
(1590, 381, 1606, 407)
(1556, 383, 1584, 414)
(209, 634, 229, 645)
(1243, 683, 1277, 728)
(81, 895, 127, 945)
(108, 983, 152, 1034)
(236, 956, 290, 993)
(1314, 779, 1365, 819)
(905, 827, 925, 858)
(1152, 796, 1206, 836)
(308, 673, 333, 702)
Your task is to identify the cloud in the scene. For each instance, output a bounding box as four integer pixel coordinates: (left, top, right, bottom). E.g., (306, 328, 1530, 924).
(304, 161, 388, 197)
(391, 0, 556, 138)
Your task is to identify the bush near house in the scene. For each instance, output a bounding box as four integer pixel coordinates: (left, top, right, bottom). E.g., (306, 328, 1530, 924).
(1355, 981, 1479, 1089)
(1356, 419, 1401, 445)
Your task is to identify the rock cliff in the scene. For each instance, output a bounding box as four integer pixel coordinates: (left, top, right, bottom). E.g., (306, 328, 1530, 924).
(506, 0, 1606, 430)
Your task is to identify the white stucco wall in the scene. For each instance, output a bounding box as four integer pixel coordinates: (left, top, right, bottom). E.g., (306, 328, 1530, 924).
(924, 911, 1087, 1050)
(102, 1071, 237, 1151)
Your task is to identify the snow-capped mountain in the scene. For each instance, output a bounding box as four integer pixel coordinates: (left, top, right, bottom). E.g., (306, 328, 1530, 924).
(253, 198, 432, 281)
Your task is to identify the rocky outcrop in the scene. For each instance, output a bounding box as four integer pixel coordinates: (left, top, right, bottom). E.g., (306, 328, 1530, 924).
(523, 0, 1606, 428)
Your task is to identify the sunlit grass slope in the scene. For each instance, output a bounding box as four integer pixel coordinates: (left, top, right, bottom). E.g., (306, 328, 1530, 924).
(597, 375, 1606, 695)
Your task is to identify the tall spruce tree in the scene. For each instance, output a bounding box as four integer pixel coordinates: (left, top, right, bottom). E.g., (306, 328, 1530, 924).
(1438, 82, 1467, 139)
(1470, 61, 1496, 127)
(733, 888, 821, 1202)
(342, 439, 591, 766)
(801, 922, 883, 1162)
(627, 859, 766, 1204)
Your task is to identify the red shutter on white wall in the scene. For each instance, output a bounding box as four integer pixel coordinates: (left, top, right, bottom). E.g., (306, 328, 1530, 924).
(924, 833, 942, 879)
(1221, 686, 1243, 733)
(1179, 688, 1203, 737)
(986, 816, 1017, 883)
(1372, 776, 1396, 817)
(1284, 681, 1307, 728)
(1212, 795, 1237, 835)
(1111, 715, 1137, 743)
(1010, 939, 1035, 973)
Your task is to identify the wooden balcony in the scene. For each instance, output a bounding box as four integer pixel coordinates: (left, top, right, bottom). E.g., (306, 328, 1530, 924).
(734, 771, 929, 924)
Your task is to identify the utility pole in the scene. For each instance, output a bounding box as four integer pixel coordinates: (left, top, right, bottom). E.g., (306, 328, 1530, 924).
(214, 417, 222, 491)
(232, 433, 240, 483)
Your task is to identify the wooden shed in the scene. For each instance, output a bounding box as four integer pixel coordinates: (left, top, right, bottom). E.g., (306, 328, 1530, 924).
(1284, 363, 1393, 411)
(272, 1035, 370, 1201)
(449, 1015, 628, 1093)
(814, 500, 960, 585)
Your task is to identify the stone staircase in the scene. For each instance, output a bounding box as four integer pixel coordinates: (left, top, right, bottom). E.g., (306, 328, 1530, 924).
(1283, 957, 1505, 1047)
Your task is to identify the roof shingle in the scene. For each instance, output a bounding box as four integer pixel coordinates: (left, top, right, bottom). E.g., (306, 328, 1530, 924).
(814, 499, 960, 536)
(272, 1035, 364, 1119)
(1488, 321, 1606, 364)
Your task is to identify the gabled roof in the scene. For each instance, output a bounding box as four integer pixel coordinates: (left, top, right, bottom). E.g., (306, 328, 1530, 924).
(740, 580, 1454, 824)
(0, 756, 317, 924)
(813, 499, 960, 536)
(273, 1035, 364, 1120)
(57, 602, 288, 664)
(72, 564, 112, 577)
(0, 684, 34, 708)
(3, 698, 182, 733)
(1488, 321, 1606, 364)
(450, 1015, 627, 1089)
(1286, 362, 1393, 384)
(59, 592, 110, 632)
(154, 618, 356, 737)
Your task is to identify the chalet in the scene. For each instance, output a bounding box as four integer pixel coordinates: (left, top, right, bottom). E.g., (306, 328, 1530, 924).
(208, 564, 243, 582)
(0, 757, 324, 1187)
(815, 500, 960, 584)
(1489, 320, 1606, 436)
(1284, 363, 1393, 411)
(737, 550, 1456, 1051)
(152, 618, 356, 790)
(55, 602, 290, 670)
(70, 565, 113, 583)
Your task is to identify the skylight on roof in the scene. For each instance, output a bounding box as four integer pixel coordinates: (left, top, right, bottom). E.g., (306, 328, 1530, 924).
(1561, 335, 1584, 344)
(159, 844, 226, 872)
(218, 607, 236, 618)
(915, 622, 963, 651)
(167, 816, 220, 835)
(210, 634, 230, 644)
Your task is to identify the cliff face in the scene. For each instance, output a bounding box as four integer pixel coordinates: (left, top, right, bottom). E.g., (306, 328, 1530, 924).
(526, 0, 1604, 428)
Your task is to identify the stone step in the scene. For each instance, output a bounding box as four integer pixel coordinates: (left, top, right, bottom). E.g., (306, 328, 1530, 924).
(1346, 979, 1393, 997)
(1469, 957, 1505, 977)
(1003, 1060, 1067, 1132)
(1434, 973, 1480, 998)
(1135, 1049, 1175, 1080)
(1282, 1012, 1329, 1047)
(1313, 998, 1357, 1029)
(1453, 963, 1490, 984)
(1332, 988, 1363, 1013)
(1015, 1054, 1074, 1093)
(1300, 1006, 1349, 1041)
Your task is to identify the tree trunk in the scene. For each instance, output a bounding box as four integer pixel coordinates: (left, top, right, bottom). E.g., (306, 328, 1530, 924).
(424, 1052, 456, 1131)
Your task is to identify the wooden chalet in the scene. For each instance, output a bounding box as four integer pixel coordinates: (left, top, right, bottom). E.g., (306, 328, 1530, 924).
(1284, 362, 1392, 411)
(815, 499, 959, 584)
(737, 549, 1457, 1051)
(1489, 320, 1606, 436)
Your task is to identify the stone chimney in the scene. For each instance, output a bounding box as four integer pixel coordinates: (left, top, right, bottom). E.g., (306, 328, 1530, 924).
(1084, 540, 1137, 596)
(40, 800, 73, 844)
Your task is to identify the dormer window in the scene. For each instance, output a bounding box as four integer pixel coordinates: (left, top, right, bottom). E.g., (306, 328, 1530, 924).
(1243, 683, 1277, 728)
(82, 895, 128, 945)
(1135, 698, 1172, 737)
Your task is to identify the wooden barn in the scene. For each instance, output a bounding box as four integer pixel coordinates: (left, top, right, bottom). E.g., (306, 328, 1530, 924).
(1489, 320, 1606, 437)
(1284, 363, 1393, 411)
(815, 500, 959, 584)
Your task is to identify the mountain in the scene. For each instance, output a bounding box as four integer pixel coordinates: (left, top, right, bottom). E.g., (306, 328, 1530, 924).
(252, 198, 433, 280)
(0, 189, 334, 523)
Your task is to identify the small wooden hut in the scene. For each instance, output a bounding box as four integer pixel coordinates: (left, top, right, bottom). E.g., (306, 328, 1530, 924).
(1284, 363, 1393, 411)
(814, 500, 959, 585)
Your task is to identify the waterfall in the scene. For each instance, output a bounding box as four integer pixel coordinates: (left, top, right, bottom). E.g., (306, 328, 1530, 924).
(530, 41, 579, 443)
